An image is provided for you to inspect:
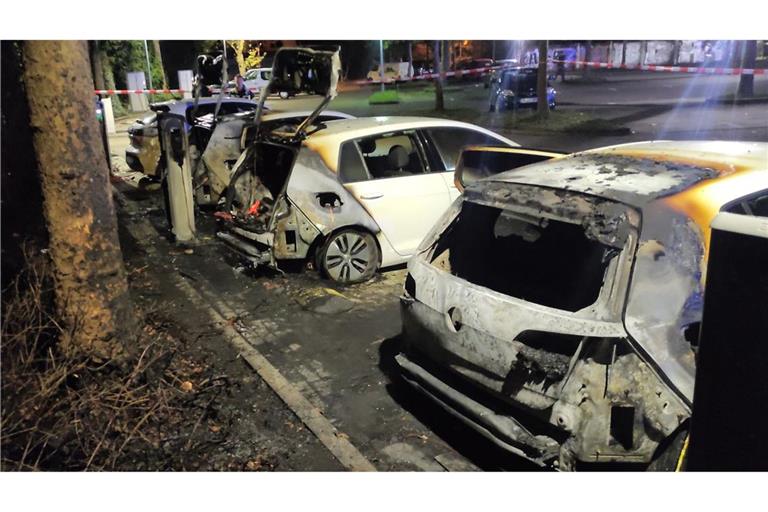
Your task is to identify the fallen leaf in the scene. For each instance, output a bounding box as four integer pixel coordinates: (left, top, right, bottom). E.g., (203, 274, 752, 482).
(209, 424, 221, 433)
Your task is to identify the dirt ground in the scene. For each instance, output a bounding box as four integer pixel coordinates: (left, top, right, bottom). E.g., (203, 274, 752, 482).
(115, 203, 345, 471)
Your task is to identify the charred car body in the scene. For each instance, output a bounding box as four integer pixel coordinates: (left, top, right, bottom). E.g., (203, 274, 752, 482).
(127, 97, 259, 178)
(396, 141, 768, 469)
(195, 47, 528, 283)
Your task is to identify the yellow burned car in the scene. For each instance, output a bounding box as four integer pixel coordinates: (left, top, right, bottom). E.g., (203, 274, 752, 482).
(397, 140, 768, 470)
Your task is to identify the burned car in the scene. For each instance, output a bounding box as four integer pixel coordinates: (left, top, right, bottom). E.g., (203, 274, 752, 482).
(126, 97, 259, 178)
(218, 115, 519, 283)
(396, 140, 768, 469)
(205, 48, 522, 284)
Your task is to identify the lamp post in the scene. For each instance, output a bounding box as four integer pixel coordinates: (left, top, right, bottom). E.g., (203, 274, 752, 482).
(379, 39, 385, 92)
(143, 40, 153, 89)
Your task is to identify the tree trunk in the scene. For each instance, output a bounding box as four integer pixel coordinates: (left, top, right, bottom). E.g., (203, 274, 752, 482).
(21, 40, 137, 360)
(737, 40, 757, 98)
(583, 41, 593, 77)
(434, 41, 444, 111)
(89, 40, 105, 91)
(537, 40, 549, 117)
(153, 40, 168, 89)
(229, 40, 247, 75)
(407, 42, 413, 79)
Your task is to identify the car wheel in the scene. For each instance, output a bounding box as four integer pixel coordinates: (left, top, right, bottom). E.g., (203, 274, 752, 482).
(647, 427, 689, 471)
(317, 229, 380, 284)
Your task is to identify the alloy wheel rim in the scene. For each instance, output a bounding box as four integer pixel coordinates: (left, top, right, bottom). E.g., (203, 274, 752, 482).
(325, 232, 373, 282)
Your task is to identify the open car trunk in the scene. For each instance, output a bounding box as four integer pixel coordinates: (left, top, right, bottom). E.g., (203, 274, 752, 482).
(214, 46, 341, 268)
(399, 184, 694, 467)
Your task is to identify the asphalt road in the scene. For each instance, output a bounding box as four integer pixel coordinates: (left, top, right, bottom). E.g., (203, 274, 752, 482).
(270, 71, 768, 152)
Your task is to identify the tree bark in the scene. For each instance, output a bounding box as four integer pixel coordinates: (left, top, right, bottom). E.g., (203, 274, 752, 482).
(21, 40, 137, 359)
(153, 40, 168, 89)
(434, 41, 444, 111)
(537, 40, 549, 117)
(737, 40, 757, 98)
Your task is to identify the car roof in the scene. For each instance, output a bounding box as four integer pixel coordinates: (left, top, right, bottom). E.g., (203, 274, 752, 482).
(303, 116, 519, 172)
(476, 140, 768, 247)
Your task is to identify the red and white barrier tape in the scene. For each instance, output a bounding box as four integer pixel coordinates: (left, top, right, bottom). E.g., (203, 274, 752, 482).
(356, 60, 767, 85)
(94, 86, 260, 96)
(550, 59, 766, 75)
(94, 88, 190, 95)
(353, 65, 505, 85)
(95, 60, 766, 94)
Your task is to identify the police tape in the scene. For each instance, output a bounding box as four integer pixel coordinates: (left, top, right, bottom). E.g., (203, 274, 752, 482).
(356, 60, 767, 85)
(352, 65, 502, 85)
(549, 59, 767, 76)
(94, 86, 260, 95)
(94, 88, 190, 95)
(95, 60, 766, 94)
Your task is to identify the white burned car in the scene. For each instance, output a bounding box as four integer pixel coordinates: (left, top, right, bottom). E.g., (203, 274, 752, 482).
(218, 116, 520, 282)
(396, 141, 768, 470)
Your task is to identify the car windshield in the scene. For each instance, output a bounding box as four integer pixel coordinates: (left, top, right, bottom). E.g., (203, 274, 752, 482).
(501, 71, 537, 90)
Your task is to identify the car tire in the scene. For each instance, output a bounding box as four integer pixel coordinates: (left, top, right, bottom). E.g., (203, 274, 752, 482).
(647, 426, 689, 471)
(317, 229, 380, 284)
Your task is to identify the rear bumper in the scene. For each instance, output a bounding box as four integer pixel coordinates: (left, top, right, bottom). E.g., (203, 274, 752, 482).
(398, 297, 562, 466)
(395, 351, 559, 466)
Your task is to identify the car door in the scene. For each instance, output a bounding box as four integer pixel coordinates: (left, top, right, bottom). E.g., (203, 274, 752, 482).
(420, 126, 517, 201)
(340, 130, 452, 258)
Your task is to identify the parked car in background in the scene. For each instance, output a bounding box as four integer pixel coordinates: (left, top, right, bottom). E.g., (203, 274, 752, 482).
(488, 68, 556, 111)
(218, 116, 519, 283)
(454, 58, 495, 83)
(396, 140, 768, 470)
(125, 97, 259, 178)
(367, 62, 412, 82)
